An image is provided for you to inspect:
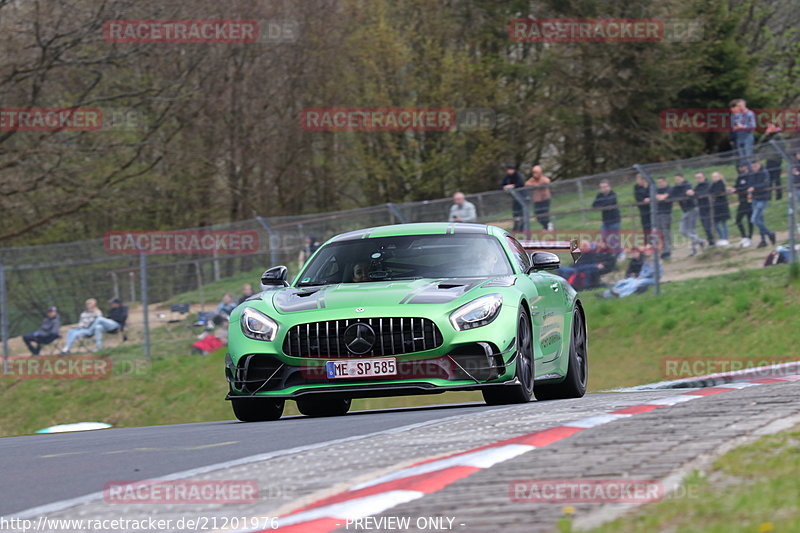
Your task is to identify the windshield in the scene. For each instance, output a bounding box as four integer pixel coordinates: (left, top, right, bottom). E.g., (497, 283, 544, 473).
(296, 234, 514, 285)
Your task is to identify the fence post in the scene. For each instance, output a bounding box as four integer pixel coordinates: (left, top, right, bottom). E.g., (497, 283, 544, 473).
(577, 179, 586, 225)
(129, 271, 136, 303)
(634, 164, 661, 296)
(139, 253, 151, 358)
(386, 202, 408, 224)
(110, 272, 120, 300)
(768, 140, 798, 264)
(0, 262, 8, 374)
(194, 261, 205, 312)
(255, 216, 280, 266)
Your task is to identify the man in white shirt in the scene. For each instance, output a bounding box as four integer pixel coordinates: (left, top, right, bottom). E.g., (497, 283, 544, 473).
(448, 192, 477, 223)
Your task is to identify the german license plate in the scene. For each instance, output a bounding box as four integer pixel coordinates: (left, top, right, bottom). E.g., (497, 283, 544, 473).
(326, 357, 397, 379)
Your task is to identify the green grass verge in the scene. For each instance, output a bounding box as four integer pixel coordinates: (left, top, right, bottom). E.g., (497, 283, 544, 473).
(1, 265, 798, 437)
(576, 424, 800, 533)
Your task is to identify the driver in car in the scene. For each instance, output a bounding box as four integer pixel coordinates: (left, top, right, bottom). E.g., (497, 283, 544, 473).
(352, 262, 370, 282)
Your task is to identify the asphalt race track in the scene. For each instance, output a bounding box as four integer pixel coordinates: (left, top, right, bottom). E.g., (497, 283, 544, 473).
(2, 377, 799, 532)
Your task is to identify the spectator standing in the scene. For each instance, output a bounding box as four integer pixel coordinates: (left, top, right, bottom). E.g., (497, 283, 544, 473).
(501, 163, 526, 231)
(62, 298, 102, 354)
(90, 298, 128, 349)
(591, 180, 621, 255)
(22, 306, 61, 356)
(693, 172, 715, 247)
(732, 164, 754, 247)
(238, 283, 255, 304)
(730, 98, 756, 168)
(448, 192, 477, 223)
(760, 122, 784, 200)
(633, 173, 652, 235)
(710, 172, 731, 246)
(525, 165, 553, 230)
(654, 177, 675, 260)
(672, 174, 705, 256)
(748, 161, 776, 248)
(298, 235, 321, 267)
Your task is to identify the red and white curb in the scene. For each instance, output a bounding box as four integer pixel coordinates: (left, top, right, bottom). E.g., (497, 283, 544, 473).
(238, 374, 800, 533)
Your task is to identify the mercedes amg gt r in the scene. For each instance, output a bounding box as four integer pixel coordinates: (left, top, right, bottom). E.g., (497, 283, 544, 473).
(225, 222, 588, 421)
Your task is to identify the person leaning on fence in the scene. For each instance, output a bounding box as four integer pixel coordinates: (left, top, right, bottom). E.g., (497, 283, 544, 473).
(525, 165, 553, 230)
(501, 163, 526, 231)
(89, 297, 129, 349)
(760, 122, 784, 200)
(693, 173, 715, 247)
(22, 306, 61, 356)
(448, 192, 477, 223)
(710, 172, 731, 246)
(672, 174, 705, 257)
(747, 160, 776, 249)
(592, 179, 622, 256)
(732, 164, 755, 248)
(654, 178, 675, 260)
(61, 298, 102, 354)
(633, 173, 652, 235)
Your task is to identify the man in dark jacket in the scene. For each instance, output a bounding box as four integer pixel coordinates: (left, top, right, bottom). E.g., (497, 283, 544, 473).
(23, 306, 61, 356)
(91, 298, 129, 349)
(672, 174, 705, 256)
(760, 122, 783, 200)
(633, 173, 651, 235)
(592, 179, 621, 254)
(710, 172, 731, 245)
(501, 163, 526, 231)
(654, 177, 676, 259)
(747, 160, 776, 248)
(693, 172, 715, 247)
(734, 164, 754, 247)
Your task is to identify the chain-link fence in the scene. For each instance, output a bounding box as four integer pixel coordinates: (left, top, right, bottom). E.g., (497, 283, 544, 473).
(2, 139, 798, 366)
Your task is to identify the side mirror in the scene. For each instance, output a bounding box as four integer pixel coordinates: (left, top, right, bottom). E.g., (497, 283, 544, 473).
(527, 252, 560, 273)
(261, 266, 289, 289)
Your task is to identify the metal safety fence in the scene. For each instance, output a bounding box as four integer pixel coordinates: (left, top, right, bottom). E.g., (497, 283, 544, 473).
(1, 138, 798, 366)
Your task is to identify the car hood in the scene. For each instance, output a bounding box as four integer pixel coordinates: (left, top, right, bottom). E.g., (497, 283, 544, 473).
(267, 278, 497, 314)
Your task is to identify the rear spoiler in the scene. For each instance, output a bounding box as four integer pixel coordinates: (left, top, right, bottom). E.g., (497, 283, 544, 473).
(520, 238, 581, 264)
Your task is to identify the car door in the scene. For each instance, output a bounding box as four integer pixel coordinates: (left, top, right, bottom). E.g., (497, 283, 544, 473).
(505, 236, 566, 365)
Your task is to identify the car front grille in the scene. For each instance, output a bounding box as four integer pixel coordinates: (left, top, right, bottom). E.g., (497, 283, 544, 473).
(283, 317, 443, 358)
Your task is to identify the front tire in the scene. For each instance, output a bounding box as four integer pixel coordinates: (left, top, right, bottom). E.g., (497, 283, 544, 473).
(534, 306, 588, 401)
(296, 396, 352, 417)
(482, 309, 534, 405)
(231, 398, 285, 422)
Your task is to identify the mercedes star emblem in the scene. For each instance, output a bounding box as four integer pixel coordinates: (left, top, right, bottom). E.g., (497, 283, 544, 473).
(343, 322, 376, 355)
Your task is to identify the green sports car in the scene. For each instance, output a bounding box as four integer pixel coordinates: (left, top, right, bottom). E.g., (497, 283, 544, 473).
(225, 222, 588, 421)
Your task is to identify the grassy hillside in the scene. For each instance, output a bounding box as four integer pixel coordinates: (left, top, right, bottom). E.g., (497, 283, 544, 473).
(1, 265, 798, 437)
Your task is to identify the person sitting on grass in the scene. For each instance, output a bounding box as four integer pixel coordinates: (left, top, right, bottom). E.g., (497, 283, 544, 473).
(598, 248, 655, 298)
(22, 306, 61, 356)
(61, 298, 103, 354)
(206, 292, 237, 327)
(192, 316, 228, 355)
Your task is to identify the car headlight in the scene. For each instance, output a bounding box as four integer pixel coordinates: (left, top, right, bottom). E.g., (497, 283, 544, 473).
(240, 307, 278, 341)
(450, 294, 503, 331)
